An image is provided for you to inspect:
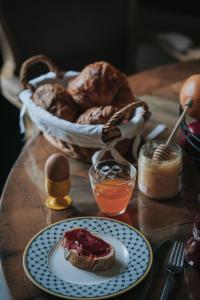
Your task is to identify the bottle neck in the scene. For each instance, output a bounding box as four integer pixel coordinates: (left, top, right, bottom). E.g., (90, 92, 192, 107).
(193, 225, 200, 241)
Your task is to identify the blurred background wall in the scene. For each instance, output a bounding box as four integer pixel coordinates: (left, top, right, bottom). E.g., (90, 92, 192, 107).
(0, 0, 200, 191)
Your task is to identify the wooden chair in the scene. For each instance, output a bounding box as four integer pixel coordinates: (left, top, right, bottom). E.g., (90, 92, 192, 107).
(0, 0, 137, 109)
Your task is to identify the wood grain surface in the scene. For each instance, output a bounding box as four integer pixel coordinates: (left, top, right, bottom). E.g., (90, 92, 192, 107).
(1, 60, 200, 300)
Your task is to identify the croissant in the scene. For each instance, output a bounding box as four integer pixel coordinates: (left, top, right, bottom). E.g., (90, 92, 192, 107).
(67, 61, 126, 112)
(76, 105, 119, 125)
(32, 83, 78, 122)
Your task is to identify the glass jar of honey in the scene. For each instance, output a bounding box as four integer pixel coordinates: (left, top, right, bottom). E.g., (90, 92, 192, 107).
(138, 141, 182, 199)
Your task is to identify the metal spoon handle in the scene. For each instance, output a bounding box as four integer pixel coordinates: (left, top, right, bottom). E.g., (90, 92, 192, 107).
(165, 99, 192, 147)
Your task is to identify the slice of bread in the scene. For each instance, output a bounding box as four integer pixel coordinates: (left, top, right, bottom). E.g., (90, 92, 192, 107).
(62, 228, 115, 271)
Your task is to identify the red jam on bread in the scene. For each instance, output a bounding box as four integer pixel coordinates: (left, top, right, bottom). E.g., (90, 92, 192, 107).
(63, 228, 111, 257)
(62, 228, 115, 270)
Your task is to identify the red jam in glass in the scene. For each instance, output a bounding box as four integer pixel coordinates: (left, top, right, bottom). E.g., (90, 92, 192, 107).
(185, 215, 200, 268)
(63, 228, 110, 257)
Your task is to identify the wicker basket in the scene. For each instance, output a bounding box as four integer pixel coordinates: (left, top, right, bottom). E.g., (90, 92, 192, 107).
(20, 55, 150, 161)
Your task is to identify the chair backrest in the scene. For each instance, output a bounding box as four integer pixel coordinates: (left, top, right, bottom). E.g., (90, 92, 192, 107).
(0, 0, 137, 74)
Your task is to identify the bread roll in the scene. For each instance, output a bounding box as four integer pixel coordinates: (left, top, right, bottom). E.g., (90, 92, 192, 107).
(67, 61, 126, 111)
(76, 105, 119, 125)
(33, 83, 78, 122)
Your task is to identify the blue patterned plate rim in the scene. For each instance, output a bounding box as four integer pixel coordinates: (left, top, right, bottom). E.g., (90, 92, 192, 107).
(23, 216, 153, 300)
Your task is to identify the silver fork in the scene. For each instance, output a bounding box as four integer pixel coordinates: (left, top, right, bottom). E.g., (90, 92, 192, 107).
(160, 241, 185, 300)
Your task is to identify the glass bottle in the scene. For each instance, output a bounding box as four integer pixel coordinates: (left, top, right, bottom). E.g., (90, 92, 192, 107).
(185, 215, 200, 268)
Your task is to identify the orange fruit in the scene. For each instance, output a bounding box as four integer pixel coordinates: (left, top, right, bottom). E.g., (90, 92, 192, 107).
(180, 74, 200, 120)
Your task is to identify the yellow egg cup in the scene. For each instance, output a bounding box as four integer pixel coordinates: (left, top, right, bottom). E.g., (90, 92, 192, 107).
(45, 178, 72, 210)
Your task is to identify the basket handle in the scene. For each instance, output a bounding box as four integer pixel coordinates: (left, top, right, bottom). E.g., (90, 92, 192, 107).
(20, 55, 62, 91)
(102, 100, 150, 142)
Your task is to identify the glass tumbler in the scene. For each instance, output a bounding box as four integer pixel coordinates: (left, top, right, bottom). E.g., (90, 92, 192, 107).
(89, 160, 136, 216)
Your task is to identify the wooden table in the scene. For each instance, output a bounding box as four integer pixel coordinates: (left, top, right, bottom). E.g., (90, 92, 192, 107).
(1, 60, 200, 300)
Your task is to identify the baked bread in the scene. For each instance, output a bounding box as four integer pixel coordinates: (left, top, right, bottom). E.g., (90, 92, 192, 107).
(76, 105, 119, 125)
(62, 228, 115, 271)
(113, 79, 135, 107)
(32, 83, 78, 122)
(67, 61, 126, 111)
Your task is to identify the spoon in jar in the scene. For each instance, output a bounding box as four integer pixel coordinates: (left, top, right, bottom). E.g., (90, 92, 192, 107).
(152, 99, 193, 161)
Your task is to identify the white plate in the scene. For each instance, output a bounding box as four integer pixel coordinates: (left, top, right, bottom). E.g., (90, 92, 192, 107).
(23, 217, 153, 299)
